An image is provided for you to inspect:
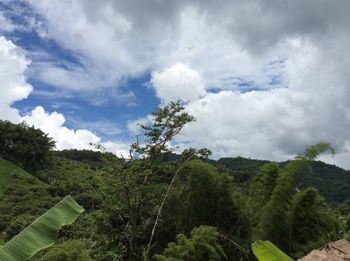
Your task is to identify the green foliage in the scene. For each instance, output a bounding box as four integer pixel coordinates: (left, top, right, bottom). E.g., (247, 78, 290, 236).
(135, 101, 195, 159)
(257, 143, 335, 252)
(217, 157, 269, 183)
(99, 101, 212, 260)
(0, 158, 56, 238)
(155, 226, 227, 261)
(248, 163, 279, 231)
(40, 240, 92, 261)
(300, 161, 350, 202)
(252, 240, 294, 261)
(218, 155, 350, 203)
(0, 196, 84, 260)
(289, 188, 322, 246)
(289, 187, 341, 257)
(186, 160, 241, 233)
(297, 142, 335, 161)
(53, 149, 103, 163)
(0, 157, 47, 196)
(0, 120, 55, 174)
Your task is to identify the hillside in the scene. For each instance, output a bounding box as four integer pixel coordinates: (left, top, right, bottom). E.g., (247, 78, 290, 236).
(0, 157, 47, 196)
(217, 157, 350, 202)
(0, 154, 104, 241)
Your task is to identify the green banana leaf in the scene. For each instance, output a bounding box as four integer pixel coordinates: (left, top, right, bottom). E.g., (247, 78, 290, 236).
(252, 240, 294, 261)
(0, 195, 84, 260)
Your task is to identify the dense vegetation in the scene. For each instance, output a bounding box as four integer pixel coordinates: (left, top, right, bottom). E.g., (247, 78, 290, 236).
(1, 102, 350, 260)
(0, 120, 55, 174)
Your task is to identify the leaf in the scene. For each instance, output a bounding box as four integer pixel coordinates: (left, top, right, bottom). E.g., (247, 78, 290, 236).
(252, 240, 294, 261)
(0, 195, 84, 260)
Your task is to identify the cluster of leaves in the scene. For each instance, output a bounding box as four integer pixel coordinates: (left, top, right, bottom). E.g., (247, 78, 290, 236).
(155, 226, 226, 261)
(0, 120, 55, 174)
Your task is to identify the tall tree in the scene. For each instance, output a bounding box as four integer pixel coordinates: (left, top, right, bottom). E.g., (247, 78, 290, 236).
(186, 160, 241, 233)
(0, 120, 55, 174)
(289, 187, 340, 258)
(257, 143, 334, 251)
(101, 101, 209, 260)
(248, 162, 279, 234)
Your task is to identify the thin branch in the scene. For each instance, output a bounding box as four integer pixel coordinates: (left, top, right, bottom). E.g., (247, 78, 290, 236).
(144, 156, 194, 258)
(219, 233, 250, 258)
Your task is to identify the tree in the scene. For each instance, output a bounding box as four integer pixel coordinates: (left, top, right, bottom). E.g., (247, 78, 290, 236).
(101, 101, 209, 260)
(186, 160, 241, 233)
(289, 187, 340, 258)
(0, 120, 55, 174)
(248, 162, 279, 234)
(257, 143, 334, 252)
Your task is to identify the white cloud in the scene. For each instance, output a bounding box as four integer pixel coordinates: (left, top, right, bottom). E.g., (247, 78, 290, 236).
(101, 141, 130, 158)
(21, 106, 130, 156)
(0, 11, 16, 32)
(22, 106, 100, 150)
(170, 36, 350, 168)
(67, 118, 122, 136)
(0, 104, 21, 123)
(151, 63, 205, 102)
(127, 117, 151, 136)
(0, 35, 129, 156)
(24, 1, 288, 95)
(0, 36, 32, 123)
(0, 36, 32, 105)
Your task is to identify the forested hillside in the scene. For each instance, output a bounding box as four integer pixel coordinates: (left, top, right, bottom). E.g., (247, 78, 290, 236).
(217, 157, 350, 203)
(1, 104, 350, 260)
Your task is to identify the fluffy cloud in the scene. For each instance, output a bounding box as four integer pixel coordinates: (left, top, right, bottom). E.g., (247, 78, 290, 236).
(0, 36, 129, 156)
(151, 63, 205, 102)
(24, 0, 288, 95)
(21, 106, 99, 150)
(0, 104, 21, 123)
(172, 36, 350, 168)
(0, 36, 32, 122)
(3, 1, 350, 169)
(0, 36, 32, 105)
(25, 0, 350, 95)
(21, 106, 131, 156)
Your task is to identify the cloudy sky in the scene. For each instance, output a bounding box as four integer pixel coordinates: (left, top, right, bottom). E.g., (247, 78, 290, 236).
(1, 0, 350, 168)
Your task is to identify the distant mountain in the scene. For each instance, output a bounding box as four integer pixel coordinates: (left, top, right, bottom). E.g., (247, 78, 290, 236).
(216, 157, 350, 202)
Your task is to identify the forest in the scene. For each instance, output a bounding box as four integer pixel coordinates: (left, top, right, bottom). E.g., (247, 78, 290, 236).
(1, 101, 350, 261)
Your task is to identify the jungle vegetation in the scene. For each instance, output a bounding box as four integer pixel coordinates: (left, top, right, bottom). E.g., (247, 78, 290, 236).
(0, 102, 350, 260)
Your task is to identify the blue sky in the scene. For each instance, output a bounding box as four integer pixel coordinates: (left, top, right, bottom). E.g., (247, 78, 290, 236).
(1, 0, 160, 140)
(1, 0, 350, 169)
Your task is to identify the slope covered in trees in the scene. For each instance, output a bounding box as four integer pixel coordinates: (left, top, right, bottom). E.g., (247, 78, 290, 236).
(217, 157, 350, 203)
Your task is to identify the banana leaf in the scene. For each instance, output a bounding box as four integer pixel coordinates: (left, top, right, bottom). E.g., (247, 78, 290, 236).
(252, 240, 294, 261)
(0, 195, 84, 260)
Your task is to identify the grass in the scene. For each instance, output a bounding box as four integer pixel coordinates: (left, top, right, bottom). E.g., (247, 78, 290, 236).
(42, 156, 100, 183)
(0, 158, 48, 196)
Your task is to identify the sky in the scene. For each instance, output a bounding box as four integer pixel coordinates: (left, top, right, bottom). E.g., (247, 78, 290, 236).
(1, 0, 350, 169)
